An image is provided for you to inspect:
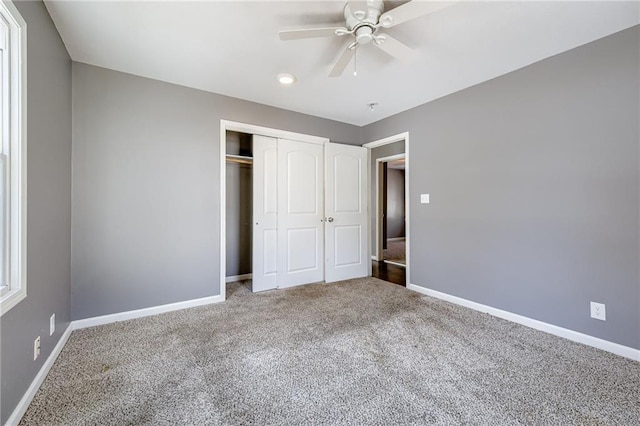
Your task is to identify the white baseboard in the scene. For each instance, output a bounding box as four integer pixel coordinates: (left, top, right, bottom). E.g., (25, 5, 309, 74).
(407, 283, 640, 361)
(387, 237, 406, 242)
(225, 273, 252, 283)
(5, 324, 73, 426)
(384, 260, 406, 268)
(73, 294, 224, 330)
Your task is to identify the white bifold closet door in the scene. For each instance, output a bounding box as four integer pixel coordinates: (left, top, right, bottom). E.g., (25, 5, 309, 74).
(252, 136, 367, 292)
(252, 135, 279, 292)
(324, 142, 368, 282)
(253, 136, 324, 291)
(277, 139, 324, 288)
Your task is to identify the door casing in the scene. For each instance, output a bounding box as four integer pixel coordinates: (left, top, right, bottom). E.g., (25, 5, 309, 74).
(221, 120, 371, 298)
(363, 132, 410, 283)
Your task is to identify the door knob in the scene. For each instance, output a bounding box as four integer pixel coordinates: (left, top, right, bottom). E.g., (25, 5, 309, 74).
(327, 217, 334, 222)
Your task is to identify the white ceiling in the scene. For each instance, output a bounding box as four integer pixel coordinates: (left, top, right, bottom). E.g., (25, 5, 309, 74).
(44, 0, 639, 126)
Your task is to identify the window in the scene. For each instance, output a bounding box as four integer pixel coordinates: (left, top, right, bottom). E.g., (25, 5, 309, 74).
(0, 0, 26, 316)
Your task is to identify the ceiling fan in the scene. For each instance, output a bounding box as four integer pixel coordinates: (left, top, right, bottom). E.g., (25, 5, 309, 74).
(279, 0, 453, 77)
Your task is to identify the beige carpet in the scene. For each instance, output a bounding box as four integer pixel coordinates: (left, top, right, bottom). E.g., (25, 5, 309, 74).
(20, 278, 639, 425)
(384, 239, 406, 264)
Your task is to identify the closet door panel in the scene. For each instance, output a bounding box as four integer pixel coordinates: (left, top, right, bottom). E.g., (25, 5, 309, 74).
(325, 142, 368, 282)
(286, 151, 318, 214)
(287, 228, 318, 272)
(252, 135, 278, 292)
(277, 139, 324, 288)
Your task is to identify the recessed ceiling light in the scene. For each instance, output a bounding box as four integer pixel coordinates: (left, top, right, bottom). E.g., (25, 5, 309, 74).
(277, 73, 297, 85)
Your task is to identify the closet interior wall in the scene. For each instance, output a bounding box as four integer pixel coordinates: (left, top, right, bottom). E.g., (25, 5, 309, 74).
(225, 131, 253, 279)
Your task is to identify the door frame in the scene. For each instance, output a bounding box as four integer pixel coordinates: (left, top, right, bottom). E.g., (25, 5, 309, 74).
(220, 120, 329, 301)
(374, 153, 406, 263)
(363, 132, 410, 284)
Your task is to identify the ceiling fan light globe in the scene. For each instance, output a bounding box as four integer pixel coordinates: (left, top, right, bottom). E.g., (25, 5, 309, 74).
(355, 25, 373, 44)
(357, 34, 373, 44)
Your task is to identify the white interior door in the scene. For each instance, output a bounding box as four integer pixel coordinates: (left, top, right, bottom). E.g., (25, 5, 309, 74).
(252, 135, 278, 292)
(277, 138, 324, 288)
(325, 142, 368, 283)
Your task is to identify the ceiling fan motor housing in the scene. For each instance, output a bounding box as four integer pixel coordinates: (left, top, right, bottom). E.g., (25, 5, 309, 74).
(344, 0, 384, 31)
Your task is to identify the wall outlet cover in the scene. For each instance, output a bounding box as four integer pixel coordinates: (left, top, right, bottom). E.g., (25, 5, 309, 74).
(421, 194, 430, 204)
(34, 336, 41, 361)
(50, 313, 56, 336)
(590, 301, 606, 321)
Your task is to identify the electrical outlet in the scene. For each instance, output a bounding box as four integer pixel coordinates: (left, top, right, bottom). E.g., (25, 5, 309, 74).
(34, 336, 41, 361)
(590, 302, 606, 321)
(50, 313, 56, 336)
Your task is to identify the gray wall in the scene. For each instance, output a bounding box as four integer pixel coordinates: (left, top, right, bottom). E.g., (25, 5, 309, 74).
(71, 63, 361, 320)
(386, 169, 405, 239)
(362, 26, 640, 349)
(369, 141, 405, 255)
(0, 1, 72, 423)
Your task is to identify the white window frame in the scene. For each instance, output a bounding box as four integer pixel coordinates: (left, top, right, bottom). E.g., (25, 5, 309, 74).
(0, 0, 26, 317)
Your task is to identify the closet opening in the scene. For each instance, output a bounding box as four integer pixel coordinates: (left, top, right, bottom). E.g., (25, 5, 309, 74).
(225, 130, 253, 295)
(220, 120, 369, 300)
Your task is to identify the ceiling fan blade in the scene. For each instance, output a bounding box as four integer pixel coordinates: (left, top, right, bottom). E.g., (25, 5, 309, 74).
(379, 0, 456, 28)
(374, 33, 416, 62)
(279, 27, 349, 41)
(329, 45, 355, 78)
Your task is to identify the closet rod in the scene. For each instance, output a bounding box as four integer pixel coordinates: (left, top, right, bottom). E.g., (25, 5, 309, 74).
(226, 154, 253, 165)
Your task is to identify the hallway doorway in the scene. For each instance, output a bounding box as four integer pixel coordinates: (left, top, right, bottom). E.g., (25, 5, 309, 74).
(364, 133, 409, 287)
(381, 158, 406, 267)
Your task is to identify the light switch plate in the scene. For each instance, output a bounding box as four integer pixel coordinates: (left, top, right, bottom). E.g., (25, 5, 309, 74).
(421, 194, 430, 204)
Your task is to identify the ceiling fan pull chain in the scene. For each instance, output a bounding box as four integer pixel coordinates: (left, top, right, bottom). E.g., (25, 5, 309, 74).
(353, 43, 358, 77)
